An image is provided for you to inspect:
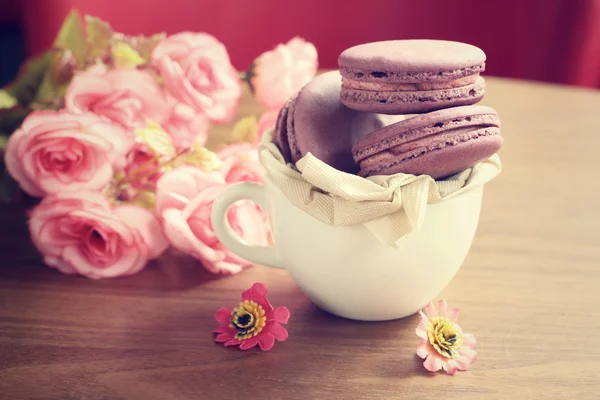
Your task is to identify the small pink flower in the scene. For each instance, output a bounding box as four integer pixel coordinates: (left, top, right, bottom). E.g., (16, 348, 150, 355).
(65, 66, 169, 128)
(124, 141, 163, 189)
(28, 191, 168, 279)
(416, 300, 477, 375)
(162, 97, 210, 148)
(155, 166, 270, 275)
(251, 37, 317, 110)
(4, 110, 133, 197)
(256, 109, 279, 143)
(214, 283, 290, 351)
(216, 142, 265, 184)
(152, 32, 241, 123)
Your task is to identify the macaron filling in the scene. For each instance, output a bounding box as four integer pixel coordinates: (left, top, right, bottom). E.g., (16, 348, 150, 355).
(358, 126, 500, 177)
(353, 110, 500, 162)
(341, 74, 479, 91)
(341, 77, 485, 110)
(339, 63, 485, 84)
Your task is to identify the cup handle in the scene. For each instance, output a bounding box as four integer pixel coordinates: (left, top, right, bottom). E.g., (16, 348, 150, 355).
(211, 182, 283, 269)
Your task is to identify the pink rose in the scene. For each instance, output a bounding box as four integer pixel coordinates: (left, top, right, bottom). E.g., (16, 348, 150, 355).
(4, 110, 133, 197)
(155, 166, 270, 274)
(251, 37, 318, 110)
(29, 191, 168, 279)
(216, 143, 265, 184)
(152, 32, 241, 123)
(256, 109, 279, 143)
(65, 66, 169, 128)
(123, 141, 163, 189)
(163, 97, 210, 148)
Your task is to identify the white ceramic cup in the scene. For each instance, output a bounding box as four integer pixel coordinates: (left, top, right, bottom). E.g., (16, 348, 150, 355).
(211, 178, 483, 321)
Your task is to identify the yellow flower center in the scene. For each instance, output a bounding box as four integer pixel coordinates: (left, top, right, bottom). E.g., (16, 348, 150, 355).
(427, 316, 463, 358)
(230, 300, 267, 340)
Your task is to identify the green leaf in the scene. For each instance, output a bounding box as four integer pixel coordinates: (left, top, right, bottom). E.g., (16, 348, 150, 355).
(85, 15, 114, 64)
(54, 9, 87, 69)
(0, 106, 29, 136)
(113, 32, 166, 64)
(4, 52, 53, 106)
(128, 190, 156, 209)
(0, 90, 17, 109)
(111, 42, 144, 69)
(0, 134, 9, 150)
(229, 115, 258, 144)
(136, 121, 175, 156)
(0, 168, 19, 204)
(173, 145, 222, 171)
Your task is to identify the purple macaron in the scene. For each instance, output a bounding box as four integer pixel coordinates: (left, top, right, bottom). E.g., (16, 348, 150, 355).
(352, 105, 502, 179)
(338, 40, 487, 114)
(273, 71, 400, 174)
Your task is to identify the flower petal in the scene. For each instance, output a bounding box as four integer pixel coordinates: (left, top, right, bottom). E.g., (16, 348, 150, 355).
(213, 325, 233, 334)
(447, 307, 460, 322)
(214, 307, 232, 325)
(437, 300, 447, 317)
(455, 355, 472, 371)
(462, 333, 476, 348)
(442, 359, 459, 375)
(423, 302, 436, 319)
(239, 337, 259, 350)
(242, 282, 268, 302)
(416, 340, 430, 359)
(258, 333, 276, 351)
(459, 346, 477, 364)
(215, 332, 234, 343)
(263, 322, 288, 341)
(224, 339, 240, 347)
(271, 306, 290, 324)
(415, 313, 428, 339)
(423, 354, 442, 372)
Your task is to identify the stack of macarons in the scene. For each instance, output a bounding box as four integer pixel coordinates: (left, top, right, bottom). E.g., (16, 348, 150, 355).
(273, 39, 503, 179)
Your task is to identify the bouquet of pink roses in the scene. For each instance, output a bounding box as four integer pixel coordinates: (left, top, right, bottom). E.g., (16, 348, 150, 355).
(0, 10, 317, 279)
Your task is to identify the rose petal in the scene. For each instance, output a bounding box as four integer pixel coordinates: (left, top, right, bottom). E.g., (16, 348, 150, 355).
(115, 205, 168, 259)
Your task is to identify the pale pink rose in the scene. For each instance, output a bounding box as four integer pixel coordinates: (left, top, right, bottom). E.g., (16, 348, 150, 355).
(4, 110, 133, 197)
(152, 32, 241, 123)
(155, 166, 270, 275)
(256, 109, 279, 143)
(29, 191, 168, 279)
(216, 143, 265, 184)
(65, 66, 169, 128)
(163, 96, 210, 148)
(124, 141, 163, 189)
(251, 37, 318, 110)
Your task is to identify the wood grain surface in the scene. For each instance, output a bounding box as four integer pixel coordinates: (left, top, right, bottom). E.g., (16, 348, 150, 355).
(1, 77, 600, 400)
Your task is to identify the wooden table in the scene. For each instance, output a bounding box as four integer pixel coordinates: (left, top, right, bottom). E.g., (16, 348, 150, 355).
(1, 77, 600, 400)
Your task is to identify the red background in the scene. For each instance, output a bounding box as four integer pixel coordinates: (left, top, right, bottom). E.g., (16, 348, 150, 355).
(6, 0, 600, 88)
